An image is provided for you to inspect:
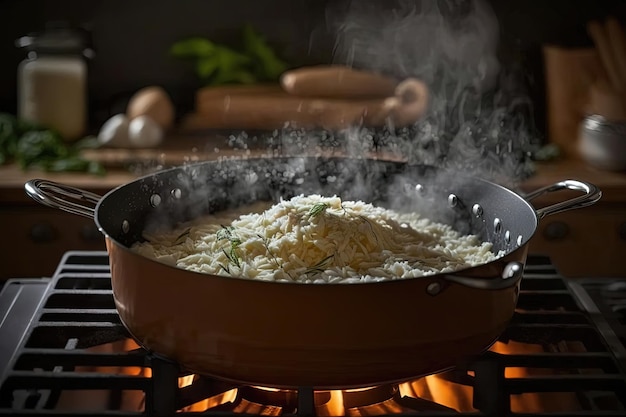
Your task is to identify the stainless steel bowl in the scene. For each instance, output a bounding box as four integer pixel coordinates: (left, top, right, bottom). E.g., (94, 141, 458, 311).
(579, 114, 626, 171)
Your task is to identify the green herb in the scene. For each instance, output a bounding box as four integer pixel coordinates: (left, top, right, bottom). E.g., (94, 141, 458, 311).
(0, 112, 105, 175)
(170, 25, 289, 86)
(0, 114, 19, 165)
(308, 202, 329, 217)
(241, 25, 288, 81)
(217, 225, 242, 268)
(169, 37, 216, 57)
(174, 227, 191, 245)
(222, 248, 241, 268)
(257, 233, 283, 269)
(304, 254, 335, 275)
(217, 225, 236, 241)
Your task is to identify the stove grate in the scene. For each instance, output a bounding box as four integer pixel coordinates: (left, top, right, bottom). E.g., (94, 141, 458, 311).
(0, 251, 626, 416)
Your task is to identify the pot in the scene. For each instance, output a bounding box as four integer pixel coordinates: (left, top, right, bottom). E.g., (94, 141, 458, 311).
(24, 157, 601, 388)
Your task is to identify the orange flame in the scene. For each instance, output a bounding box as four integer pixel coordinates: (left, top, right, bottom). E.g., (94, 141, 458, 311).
(323, 390, 345, 416)
(54, 337, 586, 414)
(490, 340, 582, 412)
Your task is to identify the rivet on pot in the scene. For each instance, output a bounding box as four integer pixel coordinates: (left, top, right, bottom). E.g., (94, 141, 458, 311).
(516, 235, 523, 247)
(426, 281, 442, 296)
(171, 188, 182, 199)
(448, 194, 458, 207)
(504, 230, 511, 244)
(494, 218, 502, 234)
(122, 220, 130, 234)
(150, 194, 162, 207)
(472, 204, 483, 218)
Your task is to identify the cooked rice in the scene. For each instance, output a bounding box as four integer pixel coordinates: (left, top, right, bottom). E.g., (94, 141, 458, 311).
(132, 194, 501, 283)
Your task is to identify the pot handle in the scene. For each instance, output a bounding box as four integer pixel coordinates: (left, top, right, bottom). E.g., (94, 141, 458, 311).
(523, 179, 602, 219)
(435, 261, 524, 293)
(24, 179, 102, 219)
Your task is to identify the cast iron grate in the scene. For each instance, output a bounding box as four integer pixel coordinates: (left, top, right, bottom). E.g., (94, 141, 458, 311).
(0, 251, 625, 416)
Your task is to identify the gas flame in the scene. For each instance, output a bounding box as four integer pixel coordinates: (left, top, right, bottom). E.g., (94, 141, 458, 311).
(320, 390, 345, 416)
(398, 374, 474, 412)
(54, 337, 586, 414)
(178, 374, 238, 411)
(491, 340, 582, 412)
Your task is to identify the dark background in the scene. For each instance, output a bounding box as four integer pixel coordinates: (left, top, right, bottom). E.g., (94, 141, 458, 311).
(1, 0, 626, 136)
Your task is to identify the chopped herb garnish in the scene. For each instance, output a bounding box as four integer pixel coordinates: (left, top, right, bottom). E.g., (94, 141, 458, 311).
(257, 233, 283, 270)
(309, 202, 329, 217)
(305, 254, 335, 275)
(223, 248, 241, 268)
(174, 227, 191, 245)
(217, 225, 242, 268)
(216, 225, 236, 241)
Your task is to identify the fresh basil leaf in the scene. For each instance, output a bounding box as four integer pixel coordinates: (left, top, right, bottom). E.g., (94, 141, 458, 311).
(0, 113, 19, 163)
(16, 130, 68, 168)
(242, 24, 288, 81)
(71, 135, 100, 151)
(196, 56, 219, 79)
(170, 37, 216, 58)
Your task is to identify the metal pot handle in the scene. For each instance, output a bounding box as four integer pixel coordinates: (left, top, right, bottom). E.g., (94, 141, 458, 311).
(24, 179, 102, 219)
(523, 179, 602, 219)
(427, 261, 524, 294)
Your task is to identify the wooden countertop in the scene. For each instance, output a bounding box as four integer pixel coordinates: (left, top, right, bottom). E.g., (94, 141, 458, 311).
(520, 157, 626, 202)
(2, 146, 626, 205)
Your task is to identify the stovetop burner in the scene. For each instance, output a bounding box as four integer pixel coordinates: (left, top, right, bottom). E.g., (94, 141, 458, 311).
(1, 251, 626, 416)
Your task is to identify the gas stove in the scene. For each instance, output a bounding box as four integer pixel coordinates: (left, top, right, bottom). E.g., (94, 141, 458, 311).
(1, 251, 626, 416)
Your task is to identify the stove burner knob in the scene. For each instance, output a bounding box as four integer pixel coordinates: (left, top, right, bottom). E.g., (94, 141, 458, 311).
(543, 221, 570, 240)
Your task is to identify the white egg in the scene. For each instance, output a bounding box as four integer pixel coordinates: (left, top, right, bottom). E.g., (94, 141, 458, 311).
(128, 115, 164, 148)
(97, 114, 130, 147)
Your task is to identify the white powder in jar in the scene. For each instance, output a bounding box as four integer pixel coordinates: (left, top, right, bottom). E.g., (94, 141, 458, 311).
(18, 55, 87, 141)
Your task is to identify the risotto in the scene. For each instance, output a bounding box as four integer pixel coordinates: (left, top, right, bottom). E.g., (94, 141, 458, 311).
(131, 194, 501, 283)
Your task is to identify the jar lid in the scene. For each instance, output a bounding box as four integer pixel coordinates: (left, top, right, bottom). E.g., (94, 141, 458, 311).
(16, 22, 94, 57)
(582, 114, 626, 135)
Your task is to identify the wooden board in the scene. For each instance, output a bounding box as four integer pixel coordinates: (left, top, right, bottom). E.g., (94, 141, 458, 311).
(180, 84, 424, 132)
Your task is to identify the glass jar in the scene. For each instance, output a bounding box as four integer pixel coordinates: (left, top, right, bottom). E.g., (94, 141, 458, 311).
(16, 24, 94, 142)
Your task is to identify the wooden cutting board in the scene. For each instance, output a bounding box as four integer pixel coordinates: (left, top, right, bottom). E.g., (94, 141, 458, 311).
(80, 132, 405, 169)
(79, 133, 256, 168)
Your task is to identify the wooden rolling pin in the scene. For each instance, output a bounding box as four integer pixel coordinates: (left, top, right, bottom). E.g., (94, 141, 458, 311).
(586, 18, 626, 120)
(186, 78, 429, 131)
(280, 65, 397, 98)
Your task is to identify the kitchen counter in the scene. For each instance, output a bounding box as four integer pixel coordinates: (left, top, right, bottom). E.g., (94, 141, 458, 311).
(1, 149, 625, 278)
(2, 147, 625, 200)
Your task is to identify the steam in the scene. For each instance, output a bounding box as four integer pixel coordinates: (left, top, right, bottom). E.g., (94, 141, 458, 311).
(324, 0, 539, 184)
(243, 0, 540, 188)
(136, 0, 542, 240)
(329, 0, 500, 92)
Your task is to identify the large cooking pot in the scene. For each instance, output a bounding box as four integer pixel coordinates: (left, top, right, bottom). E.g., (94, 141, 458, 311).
(25, 157, 601, 388)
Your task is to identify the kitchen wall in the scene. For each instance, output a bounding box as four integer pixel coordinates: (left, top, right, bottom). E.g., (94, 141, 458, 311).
(1, 0, 625, 135)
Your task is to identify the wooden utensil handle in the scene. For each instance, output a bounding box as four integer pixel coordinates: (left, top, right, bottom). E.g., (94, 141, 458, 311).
(606, 18, 626, 89)
(193, 94, 400, 131)
(588, 20, 624, 90)
(280, 65, 397, 99)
